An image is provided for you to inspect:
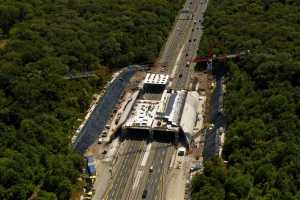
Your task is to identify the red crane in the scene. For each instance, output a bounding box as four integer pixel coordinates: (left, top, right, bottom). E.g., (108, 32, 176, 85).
(190, 49, 250, 70)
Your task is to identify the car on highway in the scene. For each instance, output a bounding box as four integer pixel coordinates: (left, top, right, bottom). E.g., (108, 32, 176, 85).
(142, 190, 148, 198)
(179, 74, 183, 78)
(208, 123, 215, 130)
(149, 166, 153, 173)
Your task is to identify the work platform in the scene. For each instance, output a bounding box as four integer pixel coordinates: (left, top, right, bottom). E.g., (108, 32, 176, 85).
(118, 73, 205, 145)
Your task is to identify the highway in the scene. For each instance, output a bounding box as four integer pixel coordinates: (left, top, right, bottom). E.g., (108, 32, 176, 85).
(105, 140, 146, 200)
(142, 143, 174, 200)
(171, 0, 208, 90)
(157, 0, 197, 69)
(101, 0, 208, 199)
(143, 0, 209, 198)
(103, 141, 173, 200)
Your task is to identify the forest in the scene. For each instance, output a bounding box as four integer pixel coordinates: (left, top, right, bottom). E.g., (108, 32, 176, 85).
(0, 0, 183, 199)
(192, 0, 300, 199)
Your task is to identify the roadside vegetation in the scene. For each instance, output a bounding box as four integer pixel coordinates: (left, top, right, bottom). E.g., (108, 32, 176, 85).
(192, 0, 300, 199)
(0, 0, 183, 199)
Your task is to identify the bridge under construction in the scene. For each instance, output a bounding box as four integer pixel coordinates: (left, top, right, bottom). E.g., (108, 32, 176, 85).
(119, 73, 205, 146)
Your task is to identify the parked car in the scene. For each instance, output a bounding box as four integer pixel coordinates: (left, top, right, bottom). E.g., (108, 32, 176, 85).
(98, 137, 103, 144)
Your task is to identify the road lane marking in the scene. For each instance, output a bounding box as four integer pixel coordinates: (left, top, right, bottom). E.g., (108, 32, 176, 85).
(132, 170, 143, 190)
(171, 45, 185, 78)
(141, 143, 152, 167)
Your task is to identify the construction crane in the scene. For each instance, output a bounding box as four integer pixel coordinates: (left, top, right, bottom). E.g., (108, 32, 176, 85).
(190, 49, 250, 70)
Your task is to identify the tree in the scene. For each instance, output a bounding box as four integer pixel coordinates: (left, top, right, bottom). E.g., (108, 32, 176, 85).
(192, 0, 300, 199)
(0, 0, 184, 199)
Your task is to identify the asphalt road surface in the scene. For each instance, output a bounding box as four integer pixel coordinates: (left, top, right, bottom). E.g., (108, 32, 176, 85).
(158, 0, 198, 70)
(104, 140, 146, 200)
(142, 143, 174, 200)
(171, 0, 208, 90)
(102, 141, 174, 200)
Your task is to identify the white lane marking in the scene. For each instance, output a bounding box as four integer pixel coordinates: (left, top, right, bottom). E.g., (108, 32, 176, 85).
(171, 45, 185, 78)
(169, 150, 177, 168)
(132, 170, 142, 190)
(141, 143, 152, 167)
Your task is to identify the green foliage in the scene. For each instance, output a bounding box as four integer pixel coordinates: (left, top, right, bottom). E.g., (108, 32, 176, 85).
(192, 157, 226, 199)
(0, 0, 183, 199)
(192, 0, 300, 199)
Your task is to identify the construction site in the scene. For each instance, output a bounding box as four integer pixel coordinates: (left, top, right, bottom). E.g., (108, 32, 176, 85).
(75, 0, 229, 199)
(118, 72, 205, 146)
(83, 66, 211, 200)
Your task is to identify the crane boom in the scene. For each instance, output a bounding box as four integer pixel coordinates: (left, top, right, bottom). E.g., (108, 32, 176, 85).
(191, 49, 250, 70)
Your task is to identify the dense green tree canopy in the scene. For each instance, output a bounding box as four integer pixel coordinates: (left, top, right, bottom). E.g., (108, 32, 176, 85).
(0, 0, 183, 199)
(193, 0, 300, 199)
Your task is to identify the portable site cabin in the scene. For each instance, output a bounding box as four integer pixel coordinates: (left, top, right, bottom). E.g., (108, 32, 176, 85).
(85, 156, 96, 177)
